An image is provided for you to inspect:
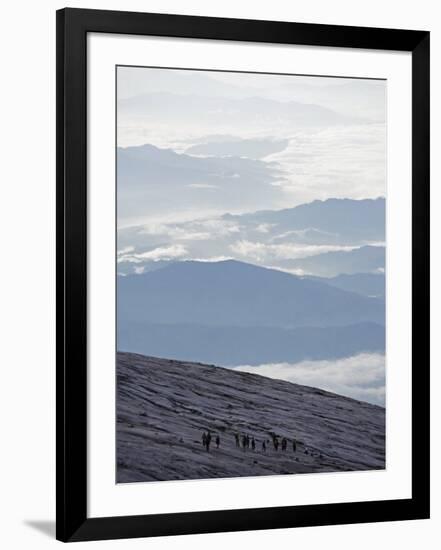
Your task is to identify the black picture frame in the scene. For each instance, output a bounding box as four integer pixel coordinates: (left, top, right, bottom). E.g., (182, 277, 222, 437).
(56, 7, 430, 543)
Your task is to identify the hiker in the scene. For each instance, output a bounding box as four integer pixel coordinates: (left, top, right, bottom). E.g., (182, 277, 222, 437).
(262, 441, 266, 452)
(234, 433, 240, 447)
(206, 431, 212, 452)
(242, 434, 247, 450)
(281, 438, 287, 451)
(292, 439, 297, 453)
(273, 436, 279, 451)
(245, 435, 250, 449)
(251, 438, 256, 451)
(202, 432, 207, 448)
(216, 435, 220, 449)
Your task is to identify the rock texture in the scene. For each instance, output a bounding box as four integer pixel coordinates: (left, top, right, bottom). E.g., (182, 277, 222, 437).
(117, 352, 385, 483)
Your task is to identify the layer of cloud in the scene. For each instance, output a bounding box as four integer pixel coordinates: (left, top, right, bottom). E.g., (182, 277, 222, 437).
(268, 124, 386, 207)
(234, 353, 385, 406)
(117, 245, 135, 256)
(230, 239, 360, 262)
(117, 244, 188, 264)
(138, 218, 241, 240)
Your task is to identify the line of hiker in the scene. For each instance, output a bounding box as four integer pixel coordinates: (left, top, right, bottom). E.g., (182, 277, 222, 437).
(235, 432, 298, 453)
(234, 432, 297, 453)
(202, 430, 298, 454)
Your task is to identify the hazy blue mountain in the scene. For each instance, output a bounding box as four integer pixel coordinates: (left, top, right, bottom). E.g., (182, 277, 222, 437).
(224, 197, 385, 243)
(118, 321, 384, 366)
(280, 245, 385, 277)
(305, 273, 385, 298)
(275, 78, 386, 121)
(118, 92, 365, 128)
(117, 260, 384, 329)
(117, 144, 283, 223)
(117, 67, 385, 120)
(117, 69, 385, 119)
(118, 143, 280, 187)
(117, 197, 386, 275)
(186, 137, 290, 159)
(117, 68, 250, 100)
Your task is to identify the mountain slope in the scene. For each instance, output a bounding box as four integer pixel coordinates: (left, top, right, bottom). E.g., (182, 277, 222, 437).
(279, 245, 385, 277)
(305, 272, 385, 298)
(117, 260, 385, 328)
(117, 352, 385, 483)
(224, 197, 385, 242)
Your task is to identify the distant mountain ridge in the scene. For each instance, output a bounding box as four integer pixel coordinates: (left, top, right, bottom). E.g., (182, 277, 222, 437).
(279, 245, 385, 277)
(117, 143, 283, 224)
(118, 259, 385, 329)
(118, 143, 280, 187)
(118, 92, 366, 127)
(117, 196, 386, 276)
(223, 197, 385, 242)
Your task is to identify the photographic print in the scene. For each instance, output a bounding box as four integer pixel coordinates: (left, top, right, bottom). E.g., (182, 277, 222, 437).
(116, 66, 386, 483)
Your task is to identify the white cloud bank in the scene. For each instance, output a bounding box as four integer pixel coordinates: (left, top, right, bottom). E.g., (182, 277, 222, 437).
(234, 353, 385, 406)
(230, 239, 360, 262)
(117, 244, 188, 264)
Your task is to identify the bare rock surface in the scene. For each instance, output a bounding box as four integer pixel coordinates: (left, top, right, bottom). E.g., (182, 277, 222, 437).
(117, 352, 385, 483)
